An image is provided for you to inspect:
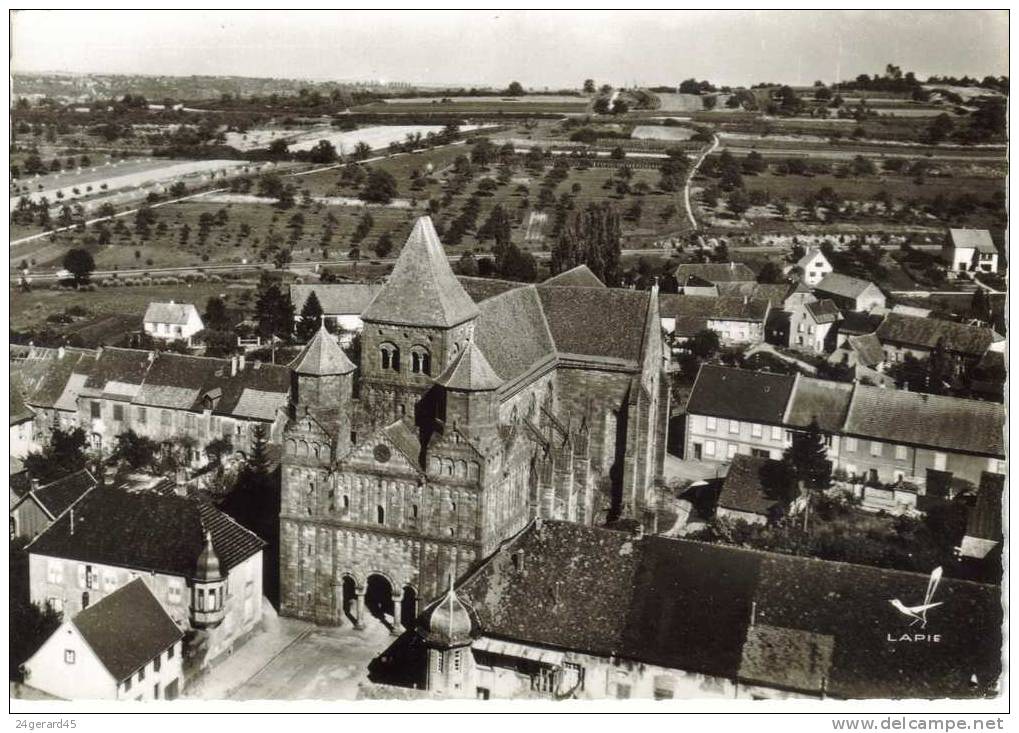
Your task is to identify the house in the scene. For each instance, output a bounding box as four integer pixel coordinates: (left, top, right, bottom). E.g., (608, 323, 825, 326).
(674, 262, 756, 295)
(10, 469, 97, 541)
(959, 472, 1004, 560)
(828, 333, 886, 371)
(143, 302, 204, 344)
(659, 295, 770, 346)
(814, 273, 886, 313)
(685, 365, 796, 462)
(716, 281, 809, 310)
(875, 313, 997, 364)
(942, 229, 998, 273)
(715, 454, 795, 525)
(11, 345, 98, 445)
(787, 299, 840, 354)
(290, 283, 383, 343)
(10, 374, 36, 458)
(22, 578, 183, 701)
(541, 265, 605, 288)
(27, 486, 265, 668)
(414, 519, 1001, 699)
(791, 247, 833, 286)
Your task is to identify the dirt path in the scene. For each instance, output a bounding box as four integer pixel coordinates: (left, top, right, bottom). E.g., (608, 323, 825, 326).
(684, 134, 719, 233)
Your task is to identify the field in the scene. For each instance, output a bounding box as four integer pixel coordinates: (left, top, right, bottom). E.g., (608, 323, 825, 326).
(631, 125, 695, 141)
(653, 93, 705, 112)
(223, 124, 492, 154)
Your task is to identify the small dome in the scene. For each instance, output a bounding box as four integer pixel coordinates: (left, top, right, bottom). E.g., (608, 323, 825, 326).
(194, 531, 224, 582)
(417, 576, 474, 648)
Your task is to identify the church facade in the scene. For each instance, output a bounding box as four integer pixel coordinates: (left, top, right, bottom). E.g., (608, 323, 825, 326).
(278, 217, 670, 629)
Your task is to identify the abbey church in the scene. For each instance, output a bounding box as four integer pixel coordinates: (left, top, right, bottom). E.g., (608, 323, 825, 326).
(279, 217, 670, 627)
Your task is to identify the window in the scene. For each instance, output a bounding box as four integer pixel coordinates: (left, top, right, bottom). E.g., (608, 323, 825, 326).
(654, 688, 674, 700)
(168, 580, 183, 604)
(453, 649, 462, 672)
(771, 426, 782, 441)
(895, 445, 907, 461)
(845, 437, 858, 452)
(48, 597, 64, 614)
(124, 677, 132, 693)
(704, 440, 716, 457)
(727, 443, 737, 459)
(411, 347, 432, 375)
(728, 420, 740, 434)
(64, 649, 75, 664)
(380, 343, 400, 372)
(154, 655, 161, 673)
(376, 506, 385, 524)
(185, 414, 196, 431)
(136, 407, 147, 424)
(476, 688, 490, 700)
(751, 423, 763, 438)
(870, 442, 882, 457)
(437, 652, 444, 673)
(934, 452, 947, 471)
(90, 401, 101, 419)
(153, 682, 160, 700)
(113, 404, 124, 422)
(161, 410, 172, 428)
(706, 416, 717, 431)
(615, 683, 631, 699)
(47, 560, 63, 584)
(167, 643, 175, 660)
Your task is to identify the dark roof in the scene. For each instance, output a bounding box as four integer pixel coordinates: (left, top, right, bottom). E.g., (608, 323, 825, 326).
(717, 282, 795, 307)
(876, 313, 993, 357)
(966, 472, 1004, 542)
(687, 365, 795, 425)
(10, 374, 34, 425)
(362, 217, 479, 328)
(22, 350, 95, 411)
(28, 487, 264, 577)
(846, 333, 885, 368)
(805, 299, 841, 324)
(474, 286, 556, 387)
(290, 327, 356, 375)
(675, 262, 756, 284)
(538, 286, 650, 364)
(82, 348, 152, 393)
(659, 295, 770, 325)
(718, 455, 783, 516)
(784, 376, 853, 433)
(461, 521, 1002, 699)
(435, 341, 503, 391)
(815, 273, 880, 301)
(290, 283, 381, 315)
(839, 311, 883, 336)
(457, 276, 525, 303)
(541, 265, 605, 288)
(843, 386, 1004, 457)
(72, 578, 183, 683)
(15, 470, 97, 520)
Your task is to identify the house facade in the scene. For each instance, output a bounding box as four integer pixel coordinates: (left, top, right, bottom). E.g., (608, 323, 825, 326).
(788, 299, 840, 354)
(10, 470, 97, 541)
(143, 302, 204, 344)
(942, 229, 998, 273)
(814, 273, 886, 313)
(291, 283, 382, 343)
(659, 295, 770, 346)
(794, 248, 833, 286)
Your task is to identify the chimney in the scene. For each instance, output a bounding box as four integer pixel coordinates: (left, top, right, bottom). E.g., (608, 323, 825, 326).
(174, 468, 189, 496)
(238, 354, 246, 371)
(30, 478, 40, 494)
(230, 355, 238, 377)
(634, 523, 644, 540)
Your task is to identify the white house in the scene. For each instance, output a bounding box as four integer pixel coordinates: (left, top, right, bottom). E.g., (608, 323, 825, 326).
(791, 247, 833, 286)
(291, 283, 382, 344)
(10, 375, 36, 459)
(143, 302, 204, 344)
(788, 299, 840, 354)
(814, 273, 886, 313)
(942, 229, 999, 273)
(23, 578, 184, 701)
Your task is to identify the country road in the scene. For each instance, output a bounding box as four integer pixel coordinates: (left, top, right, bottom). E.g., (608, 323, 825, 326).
(684, 134, 719, 232)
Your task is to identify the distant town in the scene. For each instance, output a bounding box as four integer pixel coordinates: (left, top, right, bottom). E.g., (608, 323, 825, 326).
(9, 34, 1006, 705)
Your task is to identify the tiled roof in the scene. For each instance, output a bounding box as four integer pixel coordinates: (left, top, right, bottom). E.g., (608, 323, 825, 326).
(143, 301, 198, 326)
(796, 247, 828, 270)
(538, 286, 650, 363)
(15, 470, 97, 520)
(457, 276, 525, 303)
(81, 348, 153, 393)
(231, 388, 288, 421)
(72, 578, 183, 683)
(687, 365, 795, 425)
(290, 327, 356, 376)
(23, 350, 95, 411)
(949, 228, 996, 254)
(805, 299, 841, 324)
(839, 311, 883, 336)
(675, 262, 756, 284)
(382, 419, 423, 467)
(435, 341, 503, 391)
(846, 333, 885, 368)
(134, 384, 201, 409)
(10, 374, 34, 425)
(784, 376, 853, 433)
(815, 273, 879, 300)
(290, 283, 382, 315)
(876, 313, 993, 357)
(717, 282, 795, 307)
(541, 265, 605, 288)
(461, 520, 1002, 698)
(717, 454, 784, 516)
(966, 472, 1004, 542)
(659, 295, 770, 325)
(473, 287, 556, 386)
(843, 385, 1004, 457)
(28, 487, 265, 577)
(361, 217, 479, 328)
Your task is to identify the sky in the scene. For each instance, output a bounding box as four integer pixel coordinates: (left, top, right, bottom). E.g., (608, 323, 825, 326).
(11, 10, 1010, 89)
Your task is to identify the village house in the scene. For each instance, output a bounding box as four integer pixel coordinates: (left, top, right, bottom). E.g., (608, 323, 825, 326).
(875, 312, 1001, 365)
(658, 295, 770, 346)
(787, 299, 840, 354)
(413, 520, 1001, 700)
(291, 283, 382, 344)
(143, 301, 204, 345)
(10, 469, 97, 541)
(22, 578, 184, 701)
(828, 332, 886, 371)
(959, 472, 1004, 561)
(813, 273, 886, 313)
(942, 228, 999, 273)
(12, 345, 98, 445)
(790, 247, 833, 286)
(279, 217, 671, 625)
(26, 486, 265, 669)
(10, 375, 36, 458)
(674, 262, 756, 295)
(714, 454, 796, 525)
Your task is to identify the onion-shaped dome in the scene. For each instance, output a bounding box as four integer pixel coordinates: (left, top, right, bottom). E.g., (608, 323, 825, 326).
(193, 531, 224, 582)
(417, 575, 474, 648)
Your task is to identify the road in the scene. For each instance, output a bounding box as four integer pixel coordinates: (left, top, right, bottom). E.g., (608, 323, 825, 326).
(684, 134, 719, 232)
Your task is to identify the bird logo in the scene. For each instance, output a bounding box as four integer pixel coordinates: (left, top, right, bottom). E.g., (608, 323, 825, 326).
(889, 566, 943, 628)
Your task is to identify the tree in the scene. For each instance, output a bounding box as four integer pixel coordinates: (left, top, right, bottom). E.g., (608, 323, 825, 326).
(62, 248, 95, 286)
(23, 427, 88, 484)
(783, 417, 832, 530)
(727, 189, 751, 217)
(255, 277, 294, 344)
(551, 202, 622, 286)
(359, 169, 398, 204)
(296, 290, 324, 342)
(458, 252, 479, 276)
(307, 139, 338, 164)
(758, 458, 800, 506)
(10, 538, 61, 681)
(499, 244, 538, 282)
(204, 436, 234, 470)
(204, 296, 230, 331)
(110, 430, 159, 470)
(583, 79, 596, 94)
(757, 261, 785, 284)
(506, 81, 525, 96)
(927, 113, 954, 144)
(374, 232, 395, 258)
(688, 329, 721, 359)
(593, 97, 612, 115)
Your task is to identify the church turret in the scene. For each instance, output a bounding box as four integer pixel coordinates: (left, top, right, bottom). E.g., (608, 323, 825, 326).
(191, 531, 226, 628)
(434, 340, 502, 431)
(289, 324, 356, 456)
(417, 572, 476, 696)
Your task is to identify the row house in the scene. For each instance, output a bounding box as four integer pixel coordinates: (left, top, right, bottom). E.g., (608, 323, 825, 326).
(813, 273, 886, 313)
(26, 486, 265, 670)
(875, 312, 1003, 365)
(413, 520, 1000, 700)
(659, 295, 771, 347)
